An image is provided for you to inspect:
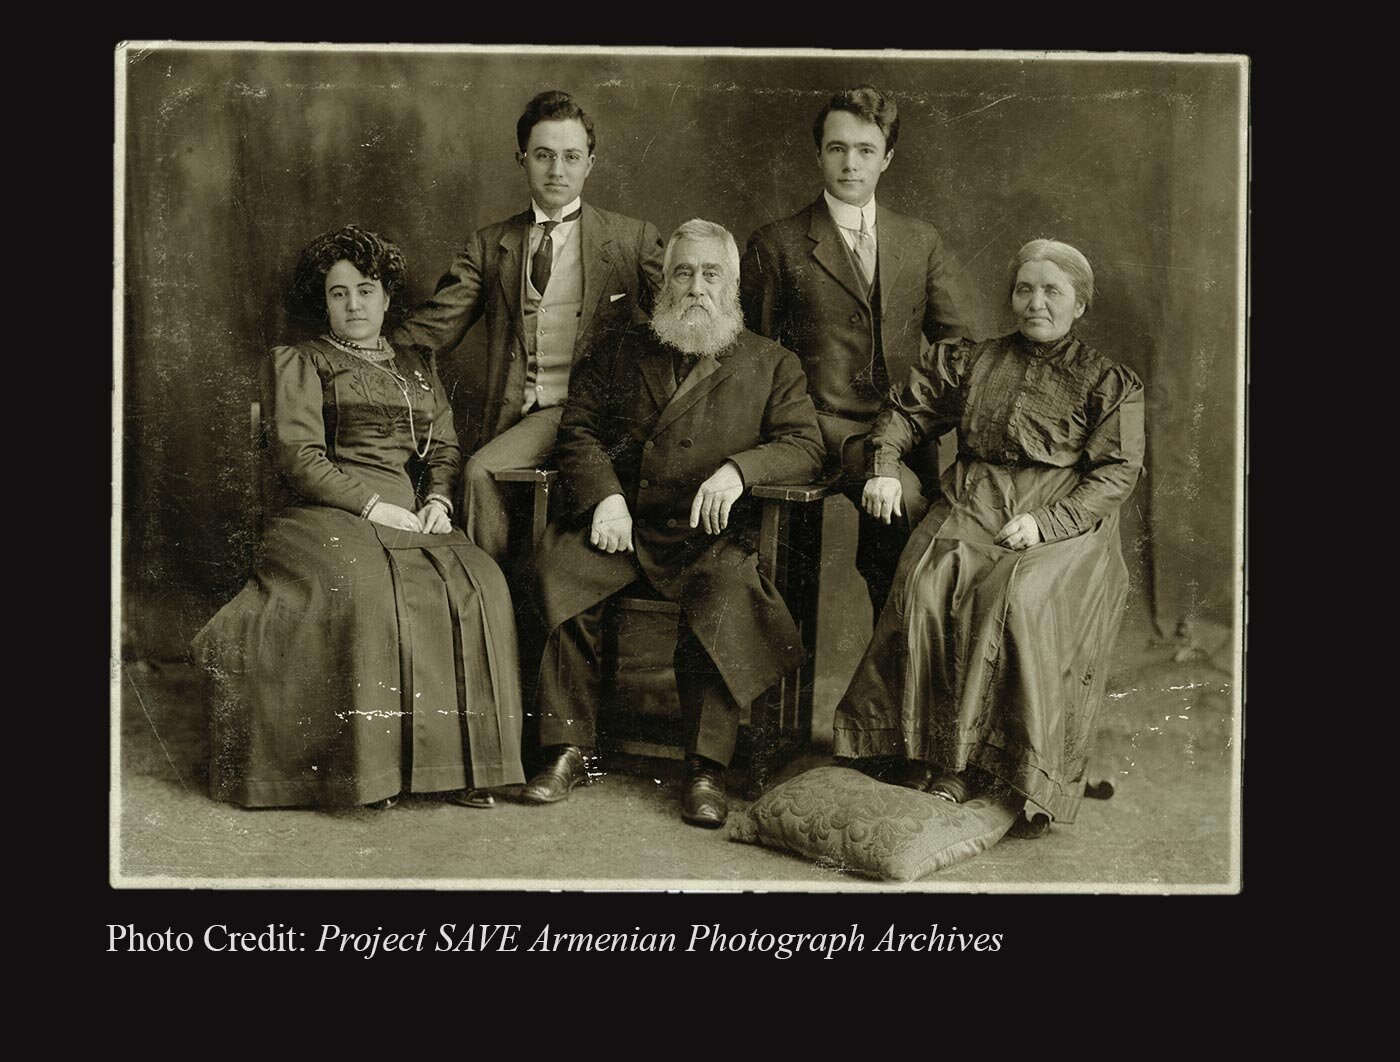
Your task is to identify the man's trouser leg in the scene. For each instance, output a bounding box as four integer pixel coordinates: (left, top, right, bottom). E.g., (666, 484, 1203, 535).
(673, 621, 741, 767)
(843, 434, 931, 620)
(535, 597, 607, 751)
(461, 406, 563, 566)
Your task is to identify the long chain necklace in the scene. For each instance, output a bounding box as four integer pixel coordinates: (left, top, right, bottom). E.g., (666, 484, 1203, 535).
(322, 332, 434, 459)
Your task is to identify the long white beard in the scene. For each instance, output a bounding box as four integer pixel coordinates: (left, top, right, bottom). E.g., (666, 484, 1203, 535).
(649, 285, 745, 356)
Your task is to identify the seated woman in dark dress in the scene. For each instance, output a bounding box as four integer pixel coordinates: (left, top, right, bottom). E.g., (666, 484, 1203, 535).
(833, 239, 1145, 837)
(191, 225, 525, 810)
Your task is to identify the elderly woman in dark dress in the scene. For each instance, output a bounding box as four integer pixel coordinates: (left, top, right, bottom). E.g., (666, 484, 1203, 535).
(191, 225, 525, 810)
(833, 239, 1144, 837)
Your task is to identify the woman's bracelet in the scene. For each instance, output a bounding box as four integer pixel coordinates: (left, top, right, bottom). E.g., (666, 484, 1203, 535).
(360, 493, 381, 519)
(424, 493, 454, 515)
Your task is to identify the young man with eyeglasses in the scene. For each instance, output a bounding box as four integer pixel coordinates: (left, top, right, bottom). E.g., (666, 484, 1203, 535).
(394, 90, 665, 564)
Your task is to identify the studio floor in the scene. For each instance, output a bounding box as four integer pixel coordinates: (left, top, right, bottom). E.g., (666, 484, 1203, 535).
(113, 604, 1237, 891)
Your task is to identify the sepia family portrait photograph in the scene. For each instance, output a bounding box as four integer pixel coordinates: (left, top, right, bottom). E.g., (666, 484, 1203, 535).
(114, 44, 1245, 891)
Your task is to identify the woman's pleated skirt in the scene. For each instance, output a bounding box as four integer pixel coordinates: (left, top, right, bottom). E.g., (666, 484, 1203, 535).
(191, 506, 525, 808)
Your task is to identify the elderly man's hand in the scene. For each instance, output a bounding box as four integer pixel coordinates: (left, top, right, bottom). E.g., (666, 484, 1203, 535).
(862, 476, 904, 525)
(994, 513, 1042, 551)
(590, 493, 634, 553)
(690, 461, 745, 534)
(415, 501, 452, 534)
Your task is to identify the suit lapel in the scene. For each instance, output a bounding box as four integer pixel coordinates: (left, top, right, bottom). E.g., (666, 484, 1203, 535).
(577, 202, 616, 343)
(807, 198, 870, 307)
(652, 349, 735, 437)
(874, 205, 907, 318)
(639, 343, 676, 413)
(497, 211, 531, 328)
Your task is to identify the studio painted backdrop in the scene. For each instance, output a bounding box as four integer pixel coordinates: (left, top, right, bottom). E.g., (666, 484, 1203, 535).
(120, 48, 1243, 687)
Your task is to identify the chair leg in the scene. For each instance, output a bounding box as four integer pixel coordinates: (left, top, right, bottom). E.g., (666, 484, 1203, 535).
(531, 479, 550, 550)
(791, 498, 824, 755)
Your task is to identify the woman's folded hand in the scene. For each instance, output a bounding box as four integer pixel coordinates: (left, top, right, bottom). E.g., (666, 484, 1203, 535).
(994, 513, 1042, 550)
(416, 501, 452, 534)
(368, 501, 423, 532)
(862, 476, 904, 524)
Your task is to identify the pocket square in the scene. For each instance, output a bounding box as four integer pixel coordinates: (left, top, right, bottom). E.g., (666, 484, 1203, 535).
(609, 292, 626, 302)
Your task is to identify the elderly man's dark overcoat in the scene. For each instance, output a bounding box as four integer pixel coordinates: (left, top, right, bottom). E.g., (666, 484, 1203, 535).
(529, 320, 824, 708)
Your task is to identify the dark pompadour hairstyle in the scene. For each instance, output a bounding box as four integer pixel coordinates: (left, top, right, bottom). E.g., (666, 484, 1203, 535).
(811, 85, 900, 154)
(516, 90, 596, 154)
(287, 224, 409, 326)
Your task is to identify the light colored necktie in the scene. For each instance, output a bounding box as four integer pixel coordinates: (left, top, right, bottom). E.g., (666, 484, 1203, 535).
(854, 214, 876, 288)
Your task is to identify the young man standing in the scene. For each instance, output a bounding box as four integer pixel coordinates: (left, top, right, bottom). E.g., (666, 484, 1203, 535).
(394, 90, 665, 563)
(740, 85, 971, 616)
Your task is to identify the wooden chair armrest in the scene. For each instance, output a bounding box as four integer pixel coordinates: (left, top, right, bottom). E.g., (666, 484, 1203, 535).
(750, 481, 834, 503)
(492, 468, 559, 485)
(491, 469, 826, 499)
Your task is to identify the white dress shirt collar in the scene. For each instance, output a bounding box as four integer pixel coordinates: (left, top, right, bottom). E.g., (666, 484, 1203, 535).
(531, 197, 583, 225)
(823, 190, 877, 234)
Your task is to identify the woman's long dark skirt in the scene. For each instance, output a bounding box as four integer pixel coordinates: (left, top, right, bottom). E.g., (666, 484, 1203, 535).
(191, 506, 525, 808)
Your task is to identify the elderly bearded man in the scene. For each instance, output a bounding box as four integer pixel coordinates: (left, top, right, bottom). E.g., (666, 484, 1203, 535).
(519, 219, 824, 827)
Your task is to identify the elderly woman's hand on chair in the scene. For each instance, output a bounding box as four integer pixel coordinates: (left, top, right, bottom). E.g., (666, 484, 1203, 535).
(862, 475, 903, 525)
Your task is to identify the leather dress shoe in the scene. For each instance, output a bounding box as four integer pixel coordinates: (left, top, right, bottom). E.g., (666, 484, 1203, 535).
(681, 756, 728, 828)
(520, 745, 592, 804)
(445, 788, 495, 809)
(366, 795, 399, 810)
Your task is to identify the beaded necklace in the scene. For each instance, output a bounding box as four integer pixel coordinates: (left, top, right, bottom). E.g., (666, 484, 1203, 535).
(322, 332, 434, 459)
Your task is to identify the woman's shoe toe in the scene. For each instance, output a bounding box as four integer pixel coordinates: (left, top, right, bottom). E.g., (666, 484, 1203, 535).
(446, 788, 496, 809)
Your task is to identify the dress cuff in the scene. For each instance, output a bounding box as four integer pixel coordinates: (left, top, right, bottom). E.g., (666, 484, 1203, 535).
(871, 448, 904, 480)
(425, 492, 454, 515)
(1029, 505, 1071, 543)
(360, 493, 381, 520)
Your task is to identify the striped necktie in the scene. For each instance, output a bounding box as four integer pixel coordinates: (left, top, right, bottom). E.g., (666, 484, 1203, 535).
(852, 213, 876, 288)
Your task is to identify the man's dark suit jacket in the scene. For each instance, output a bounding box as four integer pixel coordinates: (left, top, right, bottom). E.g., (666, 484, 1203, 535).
(739, 196, 968, 463)
(392, 202, 665, 450)
(529, 322, 825, 709)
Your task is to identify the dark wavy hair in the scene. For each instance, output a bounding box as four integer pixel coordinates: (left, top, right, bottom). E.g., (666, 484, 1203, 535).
(287, 224, 409, 327)
(516, 89, 596, 155)
(812, 85, 900, 154)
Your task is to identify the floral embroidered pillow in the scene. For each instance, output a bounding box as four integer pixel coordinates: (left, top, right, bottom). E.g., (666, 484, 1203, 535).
(728, 766, 1017, 882)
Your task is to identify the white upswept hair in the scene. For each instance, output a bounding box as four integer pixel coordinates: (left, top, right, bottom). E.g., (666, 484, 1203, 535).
(662, 218, 741, 281)
(1008, 238, 1095, 312)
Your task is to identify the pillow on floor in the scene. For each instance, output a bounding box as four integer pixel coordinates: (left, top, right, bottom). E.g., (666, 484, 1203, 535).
(728, 766, 1018, 882)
